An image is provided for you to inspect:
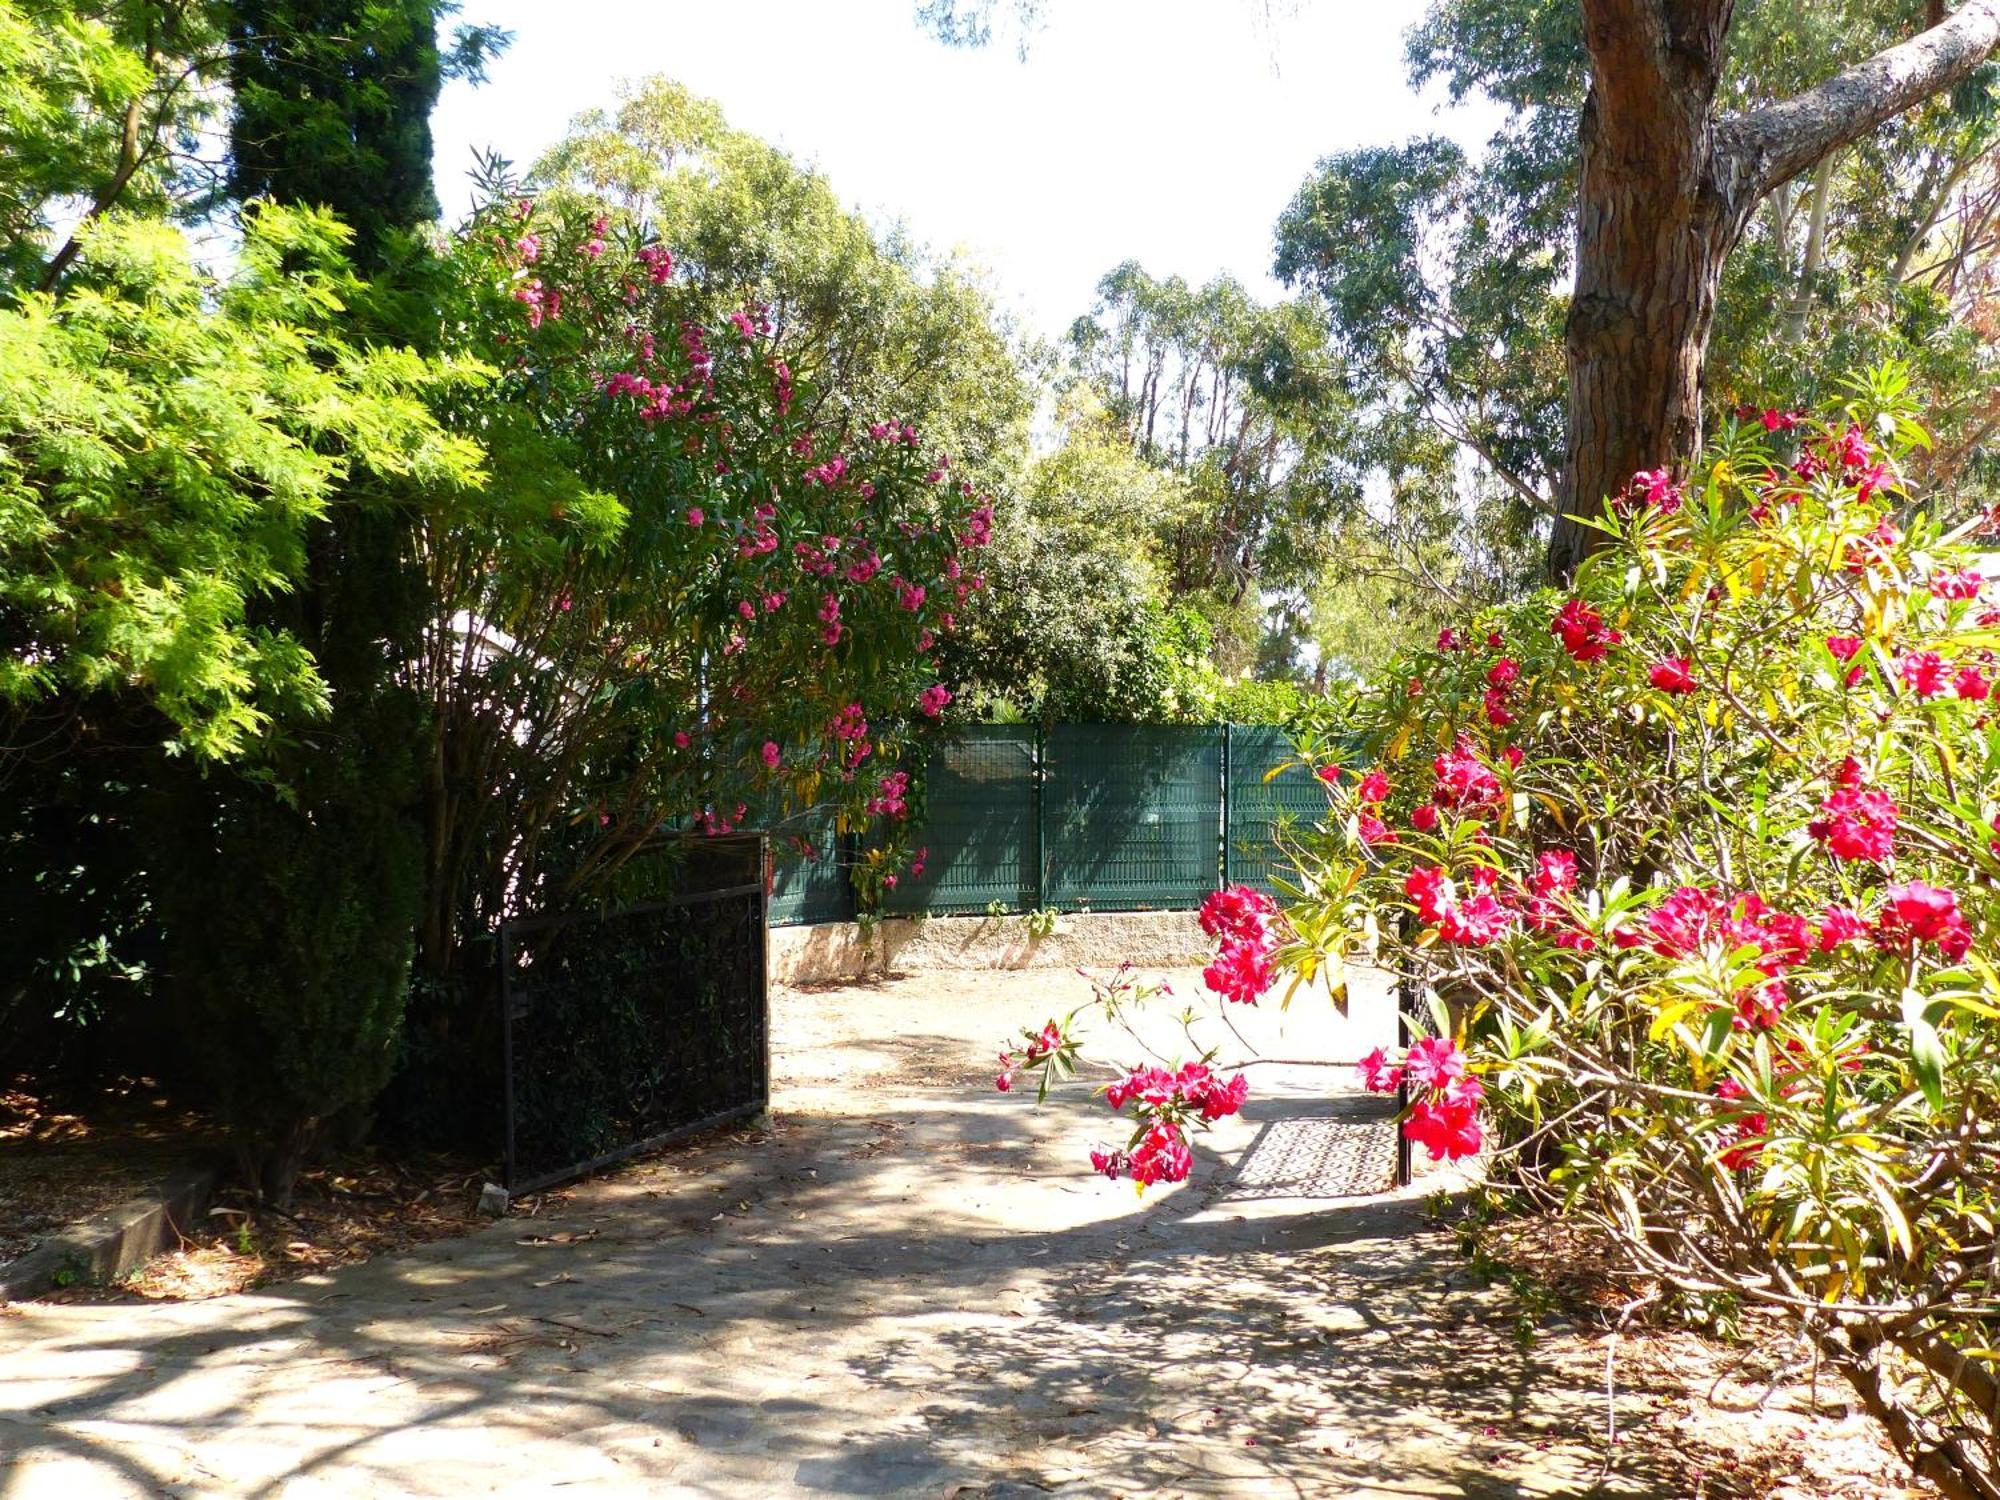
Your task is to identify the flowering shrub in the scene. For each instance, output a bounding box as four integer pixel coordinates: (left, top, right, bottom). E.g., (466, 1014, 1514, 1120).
(1276, 365, 2000, 1496)
(412, 185, 992, 949)
(996, 958, 1258, 1190)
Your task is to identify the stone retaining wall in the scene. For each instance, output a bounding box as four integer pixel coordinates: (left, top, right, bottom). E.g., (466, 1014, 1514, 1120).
(769, 910, 1210, 985)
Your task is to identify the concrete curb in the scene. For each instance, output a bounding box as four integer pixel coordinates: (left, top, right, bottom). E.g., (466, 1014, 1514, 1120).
(0, 1162, 220, 1302)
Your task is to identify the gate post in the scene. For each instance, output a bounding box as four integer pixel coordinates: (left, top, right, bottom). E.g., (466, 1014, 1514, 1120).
(1220, 723, 1233, 889)
(1032, 724, 1047, 910)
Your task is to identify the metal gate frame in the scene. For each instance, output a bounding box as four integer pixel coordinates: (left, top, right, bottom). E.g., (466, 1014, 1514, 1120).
(498, 868, 770, 1195)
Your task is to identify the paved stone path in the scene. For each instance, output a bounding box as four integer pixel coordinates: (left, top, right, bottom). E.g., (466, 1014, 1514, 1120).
(0, 968, 1869, 1496)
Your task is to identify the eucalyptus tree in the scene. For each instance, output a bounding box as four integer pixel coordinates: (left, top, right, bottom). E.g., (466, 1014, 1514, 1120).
(1064, 261, 1356, 616)
(923, 0, 2000, 577)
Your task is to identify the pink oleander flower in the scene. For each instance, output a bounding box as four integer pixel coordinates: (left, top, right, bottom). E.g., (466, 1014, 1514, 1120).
(1358, 814, 1397, 846)
(1403, 1036, 1467, 1092)
(1357, 770, 1390, 804)
(1648, 657, 1698, 693)
(1199, 886, 1276, 945)
(1957, 666, 1992, 702)
(1627, 467, 1684, 514)
(1809, 780, 1898, 864)
(1552, 598, 1620, 661)
(1817, 905, 1869, 950)
(1487, 658, 1520, 688)
(1714, 1077, 1767, 1170)
(761, 741, 781, 770)
(1877, 881, 1972, 961)
(1900, 650, 1950, 699)
(1201, 940, 1275, 1005)
(1316, 764, 1341, 784)
(1357, 1047, 1403, 1093)
(1826, 635, 1867, 687)
(1409, 803, 1439, 832)
(686, 507, 704, 527)
(1405, 1090, 1484, 1162)
(1128, 1122, 1193, 1187)
(1432, 738, 1502, 810)
(1532, 850, 1577, 898)
(919, 683, 953, 717)
(1932, 569, 1984, 601)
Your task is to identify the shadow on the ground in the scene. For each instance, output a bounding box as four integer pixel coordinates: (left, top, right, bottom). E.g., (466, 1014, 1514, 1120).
(0, 1090, 1757, 1498)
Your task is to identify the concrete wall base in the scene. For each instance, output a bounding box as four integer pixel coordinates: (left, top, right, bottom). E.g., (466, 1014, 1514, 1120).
(771, 909, 1211, 986)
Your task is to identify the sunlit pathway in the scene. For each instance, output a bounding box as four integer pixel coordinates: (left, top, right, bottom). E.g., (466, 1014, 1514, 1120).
(0, 970, 1877, 1497)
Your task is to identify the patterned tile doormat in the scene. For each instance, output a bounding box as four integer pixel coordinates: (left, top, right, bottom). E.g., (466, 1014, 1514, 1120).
(1219, 1103, 1399, 1201)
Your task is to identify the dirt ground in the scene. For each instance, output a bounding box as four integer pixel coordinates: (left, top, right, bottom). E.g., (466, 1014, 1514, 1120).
(0, 964, 1929, 1497)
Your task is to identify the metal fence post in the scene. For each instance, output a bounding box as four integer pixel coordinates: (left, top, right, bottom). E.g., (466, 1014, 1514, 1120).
(1040, 724, 1056, 912)
(1220, 723, 1233, 889)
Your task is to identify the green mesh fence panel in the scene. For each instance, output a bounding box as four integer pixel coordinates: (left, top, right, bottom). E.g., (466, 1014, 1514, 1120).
(882, 725, 1038, 915)
(767, 809, 850, 926)
(1043, 724, 1222, 910)
(1225, 725, 1326, 896)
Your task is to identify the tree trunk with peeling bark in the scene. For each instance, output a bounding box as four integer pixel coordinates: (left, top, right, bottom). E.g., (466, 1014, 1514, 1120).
(1548, 0, 2000, 578)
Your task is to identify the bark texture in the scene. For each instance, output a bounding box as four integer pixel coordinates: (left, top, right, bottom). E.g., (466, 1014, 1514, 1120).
(1549, 0, 2000, 578)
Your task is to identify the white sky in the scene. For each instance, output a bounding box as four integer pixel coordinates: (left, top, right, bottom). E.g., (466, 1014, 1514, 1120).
(431, 0, 1503, 346)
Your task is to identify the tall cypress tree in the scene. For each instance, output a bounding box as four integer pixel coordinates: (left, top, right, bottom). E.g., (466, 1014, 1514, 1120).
(156, 0, 457, 1201)
(225, 0, 443, 270)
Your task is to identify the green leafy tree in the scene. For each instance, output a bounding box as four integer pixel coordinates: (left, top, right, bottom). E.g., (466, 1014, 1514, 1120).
(528, 76, 1034, 491)
(0, 0, 229, 295)
(1065, 262, 1354, 613)
(0, 204, 477, 1078)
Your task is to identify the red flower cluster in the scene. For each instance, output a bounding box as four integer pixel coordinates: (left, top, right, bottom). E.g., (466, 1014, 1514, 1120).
(1625, 468, 1685, 515)
(1552, 598, 1620, 661)
(1404, 864, 1514, 945)
(1808, 762, 1897, 863)
(1648, 657, 1697, 693)
(1431, 736, 1503, 810)
(994, 1019, 1068, 1093)
(1091, 1123, 1193, 1187)
(1617, 887, 1811, 979)
(1104, 1061, 1248, 1123)
(1713, 1077, 1767, 1171)
(1198, 884, 1279, 1004)
(1876, 881, 1972, 961)
(1358, 1037, 1485, 1162)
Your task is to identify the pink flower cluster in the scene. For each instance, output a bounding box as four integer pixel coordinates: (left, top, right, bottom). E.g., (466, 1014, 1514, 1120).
(1358, 1036, 1484, 1162)
(1091, 1125, 1192, 1188)
(1808, 760, 1897, 863)
(1104, 1061, 1249, 1122)
(867, 770, 910, 819)
(1088, 1061, 1249, 1188)
(1404, 864, 1515, 945)
(1198, 885, 1279, 1004)
(1431, 737, 1502, 810)
(1876, 880, 1972, 961)
(1551, 598, 1621, 662)
(995, 1019, 1067, 1093)
(1402, 850, 1593, 950)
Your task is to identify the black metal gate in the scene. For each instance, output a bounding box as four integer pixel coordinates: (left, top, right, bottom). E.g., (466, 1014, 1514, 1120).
(498, 843, 769, 1193)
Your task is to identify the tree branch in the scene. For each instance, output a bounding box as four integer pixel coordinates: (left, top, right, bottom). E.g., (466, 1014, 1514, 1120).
(1720, 0, 2000, 206)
